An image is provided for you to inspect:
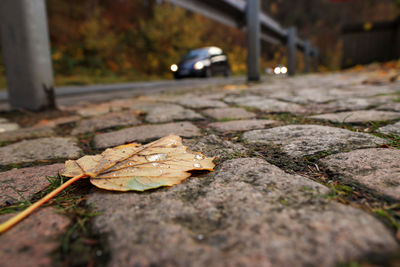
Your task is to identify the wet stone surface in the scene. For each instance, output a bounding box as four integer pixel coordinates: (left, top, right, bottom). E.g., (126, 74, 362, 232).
(71, 110, 141, 135)
(202, 107, 256, 120)
(88, 158, 397, 267)
(0, 137, 82, 165)
(94, 122, 201, 148)
(243, 125, 386, 157)
(208, 119, 278, 133)
(321, 148, 400, 200)
(0, 163, 64, 206)
(309, 110, 400, 123)
(0, 207, 70, 267)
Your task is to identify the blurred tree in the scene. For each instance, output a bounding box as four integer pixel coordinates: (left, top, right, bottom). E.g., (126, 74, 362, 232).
(47, 0, 247, 79)
(263, 0, 398, 70)
(133, 4, 204, 74)
(41, 0, 400, 84)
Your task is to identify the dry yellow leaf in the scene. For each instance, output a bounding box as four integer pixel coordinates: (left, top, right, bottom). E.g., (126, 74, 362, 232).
(61, 134, 215, 191)
(0, 135, 215, 234)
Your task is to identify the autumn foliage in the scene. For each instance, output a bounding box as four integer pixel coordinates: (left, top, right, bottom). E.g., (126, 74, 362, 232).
(1, 0, 397, 86)
(47, 0, 247, 82)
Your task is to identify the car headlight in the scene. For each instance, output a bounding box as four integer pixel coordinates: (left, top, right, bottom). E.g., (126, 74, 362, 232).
(194, 61, 204, 70)
(274, 67, 281, 75)
(170, 64, 178, 72)
(280, 66, 288, 74)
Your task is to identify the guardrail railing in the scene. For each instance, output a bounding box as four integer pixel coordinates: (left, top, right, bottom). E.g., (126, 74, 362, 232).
(166, 0, 319, 79)
(0, 0, 318, 110)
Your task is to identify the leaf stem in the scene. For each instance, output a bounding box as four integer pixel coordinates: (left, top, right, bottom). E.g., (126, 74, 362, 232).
(0, 173, 87, 234)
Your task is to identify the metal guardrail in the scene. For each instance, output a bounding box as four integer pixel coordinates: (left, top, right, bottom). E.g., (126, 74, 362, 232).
(166, 0, 318, 77)
(0, 0, 319, 110)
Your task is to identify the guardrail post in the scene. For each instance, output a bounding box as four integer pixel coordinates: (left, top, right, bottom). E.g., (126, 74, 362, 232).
(312, 48, 319, 72)
(304, 40, 311, 73)
(246, 0, 260, 81)
(0, 0, 55, 110)
(396, 20, 400, 58)
(287, 27, 296, 76)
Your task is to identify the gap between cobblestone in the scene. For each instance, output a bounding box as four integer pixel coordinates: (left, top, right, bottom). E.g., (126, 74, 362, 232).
(1, 76, 400, 266)
(240, 140, 400, 242)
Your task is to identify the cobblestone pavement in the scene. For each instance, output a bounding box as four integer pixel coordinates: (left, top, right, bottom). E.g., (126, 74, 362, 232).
(1, 72, 400, 267)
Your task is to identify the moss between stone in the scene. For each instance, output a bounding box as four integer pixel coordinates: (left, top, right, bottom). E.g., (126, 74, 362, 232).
(0, 161, 67, 173)
(53, 205, 110, 267)
(339, 250, 400, 267)
(372, 132, 400, 149)
(244, 140, 400, 243)
(48, 177, 111, 267)
(0, 171, 110, 266)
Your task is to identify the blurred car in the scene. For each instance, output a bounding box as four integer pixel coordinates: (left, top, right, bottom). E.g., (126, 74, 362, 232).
(170, 46, 230, 79)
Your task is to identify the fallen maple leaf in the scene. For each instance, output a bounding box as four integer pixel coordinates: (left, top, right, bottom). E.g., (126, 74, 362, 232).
(0, 134, 215, 234)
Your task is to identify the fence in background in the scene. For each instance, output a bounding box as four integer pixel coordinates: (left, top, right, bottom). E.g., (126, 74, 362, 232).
(341, 17, 400, 68)
(0, 0, 318, 110)
(166, 0, 319, 78)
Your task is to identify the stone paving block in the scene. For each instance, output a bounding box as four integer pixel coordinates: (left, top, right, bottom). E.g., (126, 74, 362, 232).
(76, 101, 131, 118)
(378, 102, 400, 112)
(177, 98, 227, 109)
(129, 102, 164, 113)
(184, 134, 248, 161)
(199, 93, 227, 100)
(269, 88, 338, 104)
(379, 121, 400, 136)
(332, 84, 397, 99)
(94, 122, 201, 149)
(309, 110, 400, 123)
(71, 111, 141, 135)
(202, 107, 256, 120)
(0, 207, 70, 267)
(0, 123, 19, 133)
(145, 104, 204, 123)
(0, 126, 55, 143)
(308, 97, 395, 114)
(34, 116, 81, 128)
(224, 95, 306, 114)
(208, 119, 278, 133)
(0, 163, 64, 206)
(243, 125, 386, 157)
(88, 158, 397, 267)
(76, 104, 113, 117)
(0, 137, 82, 165)
(321, 148, 400, 200)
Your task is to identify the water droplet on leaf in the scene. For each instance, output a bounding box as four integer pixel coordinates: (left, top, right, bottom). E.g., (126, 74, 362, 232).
(146, 153, 167, 162)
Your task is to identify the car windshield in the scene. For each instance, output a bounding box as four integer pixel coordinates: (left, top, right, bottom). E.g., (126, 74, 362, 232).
(182, 49, 209, 60)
